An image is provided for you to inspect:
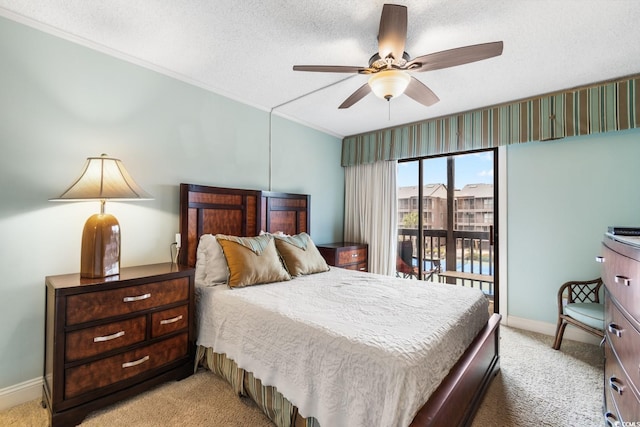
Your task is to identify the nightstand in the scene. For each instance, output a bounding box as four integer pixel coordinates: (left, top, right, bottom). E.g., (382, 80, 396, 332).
(43, 263, 195, 427)
(317, 242, 368, 272)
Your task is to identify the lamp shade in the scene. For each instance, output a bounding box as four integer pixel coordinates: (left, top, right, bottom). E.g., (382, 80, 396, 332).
(51, 154, 152, 278)
(368, 70, 411, 101)
(52, 154, 153, 201)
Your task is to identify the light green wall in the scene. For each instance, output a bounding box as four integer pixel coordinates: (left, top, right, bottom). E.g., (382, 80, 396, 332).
(0, 17, 343, 389)
(506, 128, 640, 323)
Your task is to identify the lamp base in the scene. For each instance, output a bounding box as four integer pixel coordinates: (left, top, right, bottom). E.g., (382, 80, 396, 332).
(80, 213, 121, 278)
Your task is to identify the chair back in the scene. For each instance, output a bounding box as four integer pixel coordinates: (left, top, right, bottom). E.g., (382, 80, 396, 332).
(398, 240, 414, 267)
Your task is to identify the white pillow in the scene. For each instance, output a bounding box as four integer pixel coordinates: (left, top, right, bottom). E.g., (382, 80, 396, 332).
(195, 234, 229, 286)
(259, 230, 289, 237)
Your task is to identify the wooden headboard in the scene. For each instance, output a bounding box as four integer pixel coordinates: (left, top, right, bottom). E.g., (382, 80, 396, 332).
(178, 183, 310, 267)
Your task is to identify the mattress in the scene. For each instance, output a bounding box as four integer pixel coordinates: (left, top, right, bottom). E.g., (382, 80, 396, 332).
(196, 267, 489, 427)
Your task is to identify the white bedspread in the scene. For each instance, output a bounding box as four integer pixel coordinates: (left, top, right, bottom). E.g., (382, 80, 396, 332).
(196, 268, 489, 427)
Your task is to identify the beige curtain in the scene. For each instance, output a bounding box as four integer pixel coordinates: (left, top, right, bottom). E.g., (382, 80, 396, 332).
(344, 160, 397, 276)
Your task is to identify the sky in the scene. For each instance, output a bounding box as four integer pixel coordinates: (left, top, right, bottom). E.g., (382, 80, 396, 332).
(397, 151, 494, 188)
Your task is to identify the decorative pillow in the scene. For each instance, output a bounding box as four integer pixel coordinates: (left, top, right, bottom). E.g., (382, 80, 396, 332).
(195, 241, 207, 285)
(216, 234, 291, 288)
(274, 232, 330, 276)
(195, 234, 229, 286)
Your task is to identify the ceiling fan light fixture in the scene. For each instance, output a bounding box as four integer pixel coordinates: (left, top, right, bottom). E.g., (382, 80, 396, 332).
(368, 70, 411, 101)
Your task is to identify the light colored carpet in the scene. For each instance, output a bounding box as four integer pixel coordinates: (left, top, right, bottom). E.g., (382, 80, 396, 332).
(0, 326, 603, 427)
(472, 326, 603, 427)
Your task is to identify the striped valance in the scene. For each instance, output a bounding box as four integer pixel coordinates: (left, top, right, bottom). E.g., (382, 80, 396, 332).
(341, 75, 640, 166)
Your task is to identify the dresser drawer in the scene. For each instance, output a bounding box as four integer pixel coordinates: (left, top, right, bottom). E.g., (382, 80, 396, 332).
(151, 305, 189, 338)
(66, 277, 190, 325)
(317, 243, 368, 272)
(337, 248, 367, 266)
(605, 296, 640, 397)
(604, 374, 620, 427)
(64, 333, 188, 399)
(65, 316, 146, 362)
(605, 342, 640, 423)
(340, 261, 368, 272)
(602, 243, 640, 320)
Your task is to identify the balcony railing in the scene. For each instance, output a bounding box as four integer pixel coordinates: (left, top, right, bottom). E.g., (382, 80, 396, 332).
(397, 228, 494, 296)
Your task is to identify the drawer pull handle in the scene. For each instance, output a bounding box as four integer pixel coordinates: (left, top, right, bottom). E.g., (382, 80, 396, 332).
(122, 355, 149, 369)
(609, 376, 624, 395)
(160, 315, 183, 325)
(123, 293, 151, 303)
(614, 275, 631, 286)
(93, 330, 125, 343)
(595, 256, 605, 263)
(608, 323, 623, 338)
(604, 412, 618, 427)
(352, 253, 358, 258)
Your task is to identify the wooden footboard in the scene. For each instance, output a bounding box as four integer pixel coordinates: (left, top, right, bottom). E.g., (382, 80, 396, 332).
(411, 313, 501, 427)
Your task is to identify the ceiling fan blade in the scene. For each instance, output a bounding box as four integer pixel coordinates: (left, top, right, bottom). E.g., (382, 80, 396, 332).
(378, 4, 407, 61)
(404, 77, 440, 107)
(293, 65, 365, 73)
(409, 41, 504, 72)
(338, 83, 372, 109)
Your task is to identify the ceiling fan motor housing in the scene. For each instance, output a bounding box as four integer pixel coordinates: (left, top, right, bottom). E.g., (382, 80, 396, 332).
(367, 52, 411, 71)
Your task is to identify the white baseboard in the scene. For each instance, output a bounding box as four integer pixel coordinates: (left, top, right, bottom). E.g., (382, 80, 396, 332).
(505, 315, 601, 346)
(0, 377, 42, 411)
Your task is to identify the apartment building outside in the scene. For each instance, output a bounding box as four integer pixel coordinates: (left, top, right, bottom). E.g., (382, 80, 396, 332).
(455, 183, 494, 232)
(398, 184, 448, 230)
(398, 183, 493, 233)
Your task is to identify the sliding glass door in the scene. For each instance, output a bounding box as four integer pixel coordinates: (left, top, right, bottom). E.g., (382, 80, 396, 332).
(397, 149, 498, 312)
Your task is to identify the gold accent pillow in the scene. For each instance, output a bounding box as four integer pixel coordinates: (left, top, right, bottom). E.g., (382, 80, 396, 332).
(274, 232, 330, 276)
(216, 234, 291, 288)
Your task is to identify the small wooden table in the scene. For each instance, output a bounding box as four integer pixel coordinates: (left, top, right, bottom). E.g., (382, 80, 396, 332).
(438, 271, 494, 296)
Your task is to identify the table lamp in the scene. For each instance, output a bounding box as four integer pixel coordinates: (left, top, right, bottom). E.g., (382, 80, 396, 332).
(50, 154, 152, 278)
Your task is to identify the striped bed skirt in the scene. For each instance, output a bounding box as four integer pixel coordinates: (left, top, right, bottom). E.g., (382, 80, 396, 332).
(196, 345, 320, 427)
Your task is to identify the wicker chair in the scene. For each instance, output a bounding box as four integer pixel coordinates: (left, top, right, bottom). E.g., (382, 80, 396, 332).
(552, 278, 604, 350)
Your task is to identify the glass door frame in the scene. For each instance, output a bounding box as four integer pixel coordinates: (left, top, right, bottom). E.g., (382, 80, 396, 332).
(400, 147, 499, 312)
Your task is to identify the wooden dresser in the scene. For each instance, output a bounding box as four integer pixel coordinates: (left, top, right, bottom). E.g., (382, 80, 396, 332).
(317, 242, 368, 272)
(43, 263, 195, 427)
(600, 235, 640, 424)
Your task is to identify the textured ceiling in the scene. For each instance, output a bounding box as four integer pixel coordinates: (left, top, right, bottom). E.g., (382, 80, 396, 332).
(1, 1, 639, 138)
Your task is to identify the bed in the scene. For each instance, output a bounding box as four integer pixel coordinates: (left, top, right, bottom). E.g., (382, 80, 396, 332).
(179, 183, 501, 427)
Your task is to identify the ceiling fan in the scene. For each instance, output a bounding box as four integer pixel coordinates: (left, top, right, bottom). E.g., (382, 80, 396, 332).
(293, 4, 503, 109)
